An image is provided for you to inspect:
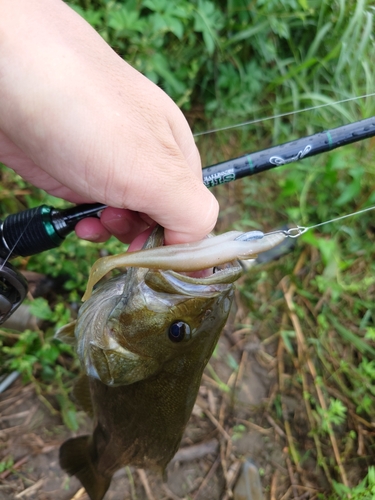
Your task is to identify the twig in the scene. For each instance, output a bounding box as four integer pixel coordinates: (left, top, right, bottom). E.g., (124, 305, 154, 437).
(352, 413, 375, 429)
(15, 479, 44, 498)
(192, 455, 220, 500)
(221, 460, 242, 500)
(280, 485, 292, 500)
(269, 459, 288, 476)
(261, 331, 280, 346)
(0, 384, 34, 409)
(0, 329, 21, 339)
(294, 485, 320, 493)
(232, 327, 252, 336)
(0, 424, 24, 438)
(201, 373, 223, 391)
(30, 375, 58, 416)
(23, 403, 38, 427)
(234, 418, 272, 435)
(171, 439, 219, 463)
(207, 389, 217, 416)
(220, 437, 229, 491)
(0, 455, 29, 480)
(70, 488, 87, 500)
(256, 347, 277, 368)
(0, 410, 29, 423)
(137, 469, 156, 500)
(196, 398, 231, 441)
(270, 470, 279, 500)
(265, 414, 286, 438)
(357, 424, 365, 456)
(285, 455, 299, 498)
(234, 350, 247, 393)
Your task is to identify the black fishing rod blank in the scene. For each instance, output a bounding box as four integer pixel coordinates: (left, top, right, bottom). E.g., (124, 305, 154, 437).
(202, 116, 375, 188)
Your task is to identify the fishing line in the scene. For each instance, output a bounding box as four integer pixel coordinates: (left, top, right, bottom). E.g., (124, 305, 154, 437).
(193, 92, 375, 137)
(268, 205, 375, 239)
(0, 210, 38, 270)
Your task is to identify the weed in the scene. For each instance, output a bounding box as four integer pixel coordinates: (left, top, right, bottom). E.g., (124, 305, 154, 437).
(0, 457, 14, 474)
(329, 466, 375, 499)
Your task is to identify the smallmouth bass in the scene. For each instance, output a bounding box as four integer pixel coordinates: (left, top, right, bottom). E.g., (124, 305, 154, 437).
(56, 226, 285, 500)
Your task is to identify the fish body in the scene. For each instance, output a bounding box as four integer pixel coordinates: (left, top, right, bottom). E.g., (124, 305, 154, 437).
(57, 227, 242, 500)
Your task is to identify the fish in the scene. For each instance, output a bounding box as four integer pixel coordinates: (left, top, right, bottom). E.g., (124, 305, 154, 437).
(55, 226, 286, 500)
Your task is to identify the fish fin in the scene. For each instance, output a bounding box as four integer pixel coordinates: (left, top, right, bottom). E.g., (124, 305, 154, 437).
(54, 321, 77, 345)
(73, 374, 94, 417)
(59, 435, 111, 500)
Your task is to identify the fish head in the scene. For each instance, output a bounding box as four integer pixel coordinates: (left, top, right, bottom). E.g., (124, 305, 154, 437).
(73, 227, 242, 386)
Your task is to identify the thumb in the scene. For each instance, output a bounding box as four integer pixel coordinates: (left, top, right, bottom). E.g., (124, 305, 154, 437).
(120, 144, 219, 245)
(161, 175, 219, 245)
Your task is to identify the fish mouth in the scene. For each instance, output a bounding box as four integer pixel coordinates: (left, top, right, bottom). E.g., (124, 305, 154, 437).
(176, 261, 241, 282)
(144, 263, 242, 298)
(180, 268, 214, 278)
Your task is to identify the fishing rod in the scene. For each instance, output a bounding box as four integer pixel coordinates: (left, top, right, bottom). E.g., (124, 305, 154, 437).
(2, 116, 375, 259)
(202, 115, 375, 188)
(0, 116, 374, 323)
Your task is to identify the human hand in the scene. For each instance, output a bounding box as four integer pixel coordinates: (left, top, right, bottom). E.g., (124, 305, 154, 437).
(0, 0, 218, 245)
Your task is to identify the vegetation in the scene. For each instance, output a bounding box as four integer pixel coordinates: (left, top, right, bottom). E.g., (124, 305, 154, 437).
(1, 0, 375, 498)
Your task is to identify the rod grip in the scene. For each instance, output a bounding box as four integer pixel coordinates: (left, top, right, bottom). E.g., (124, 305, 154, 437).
(1, 205, 63, 258)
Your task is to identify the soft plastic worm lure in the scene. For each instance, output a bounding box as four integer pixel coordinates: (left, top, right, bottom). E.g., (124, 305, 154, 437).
(82, 204, 375, 301)
(82, 230, 286, 301)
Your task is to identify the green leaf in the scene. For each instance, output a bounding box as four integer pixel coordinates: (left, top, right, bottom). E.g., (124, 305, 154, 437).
(68, 4, 104, 28)
(62, 408, 79, 431)
(148, 53, 186, 95)
(269, 17, 290, 39)
(281, 330, 296, 354)
(107, 7, 145, 33)
(193, 0, 224, 55)
(329, 315, 375, 357)
(150, 12, 184, 39)
(365, 327, 375, 341)
(29, 298, 54, 321)
(0, 458, 14, 474)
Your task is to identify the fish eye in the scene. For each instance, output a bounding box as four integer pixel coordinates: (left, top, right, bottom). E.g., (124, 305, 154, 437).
(168, 321, 191, 343)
